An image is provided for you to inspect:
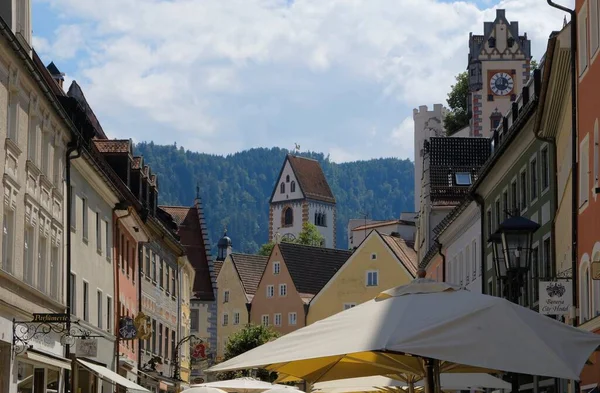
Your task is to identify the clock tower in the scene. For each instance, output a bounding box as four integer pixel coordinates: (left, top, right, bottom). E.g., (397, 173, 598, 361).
(467, 9, 531, 138)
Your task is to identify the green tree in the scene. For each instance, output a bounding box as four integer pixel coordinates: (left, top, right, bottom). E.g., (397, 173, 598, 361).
(530, 58, 538, 73)
(218, 324, 280, 381)
(443, 71, 470, 136)
(257, 222, 325, 255)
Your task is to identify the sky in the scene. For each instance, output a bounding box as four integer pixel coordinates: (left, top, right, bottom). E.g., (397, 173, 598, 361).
(31, 0, 573, 163)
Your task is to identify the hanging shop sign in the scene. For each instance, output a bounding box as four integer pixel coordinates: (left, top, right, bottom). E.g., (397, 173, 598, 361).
(119, 317, 138, 340)
(76, 338, 98, 357)
(32, 313, 70, 323)
(191, 342, 207, 360)
(539, 280, 572, 315)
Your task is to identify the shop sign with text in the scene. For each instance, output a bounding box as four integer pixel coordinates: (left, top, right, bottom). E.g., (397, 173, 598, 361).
(539, 280, 572, 315)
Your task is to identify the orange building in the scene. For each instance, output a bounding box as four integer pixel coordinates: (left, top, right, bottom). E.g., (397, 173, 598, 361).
(577, 0, 600, 387)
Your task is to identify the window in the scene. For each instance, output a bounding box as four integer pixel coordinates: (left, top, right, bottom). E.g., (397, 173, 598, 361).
(50, 244, 59, 300)
(70, 186, 76, 230)
(145, 248, 151, 276)
(530, 158, 538, 201)
(580, 136, 590, 207)
(280, 182, 285, 193)
(314, 212, 327, 227)
(274, 313, 282, 326)
(502, 190, 508, 219)
(579, 6, 589, 75)
(38, 235, 47, 293)
(581, 264, 592, 323)
(27, 120, 37, 163)
(366, 270, 379, 287)
(171, 330, 176, 362)
(261, 315, 269, 326)
(592, 0, 600, 57)
(223, 290, 230, 303)
(7, 93, 18, 140)
(234, 311, 240, 325)
(511, 180, 518, 213)
(454, 172, 472, 185)
(371, 253, 377, 260)
(165, 265, 170, 293)
(343, 303, 357, 310)
(82, 197, 88, 241)
(23, 225, 34, 285)
(273, 262, 280, 275)
(541, 146, 550, 191)
(520, 170, 527, 210)
(531, 246, 539, 303)
(159, 260, 164, 288)
(97, 290, 103, 329)
(171, 267, 176, 295)
(83, 281, 89, 322)
(595, 120, 600, 184)
(465, 245, 471, 284)
(288, 312, 297, 325)
(495, 199, 501, 227)
(190, 309, 199, 332)
(41, 131, 50, 176)
(96, 212, 101, 252)
(486, 209, 492, 239)
(107, 296, 112, 332)
(70, 273, 77, 316)
(222, 313, 229, 326)
(543, 237, 552, 279)
(152, 320, 157, 353)
(472, 239, 478, 278)
(158, 323, 163, 356)
(291, 181, 296, 192)
(105, 220, 111, 261)
(279, 284, 287, 296)
(286, 175, 290, 182)
(266, 285, 274, 298)
(125, 240, 130, 276)
(2, 210, 14, 273)
(283, 207, 293, 227)
(152, 254, 158, 281)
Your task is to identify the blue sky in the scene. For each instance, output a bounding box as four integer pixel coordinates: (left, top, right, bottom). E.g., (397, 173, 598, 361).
(31, 0, 571, 163)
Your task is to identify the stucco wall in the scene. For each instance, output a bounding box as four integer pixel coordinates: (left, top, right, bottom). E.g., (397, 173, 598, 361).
(270, 201, 304, 242)
(307, 201, 335, 248)
(271, 160, 304, 203)
(307, 233, 414, 324)
(251, 245, 306, 335)
(216, 256, 250, 358)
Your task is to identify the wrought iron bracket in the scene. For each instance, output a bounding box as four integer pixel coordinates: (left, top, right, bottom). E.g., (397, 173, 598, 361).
(12, 317, 103, 355)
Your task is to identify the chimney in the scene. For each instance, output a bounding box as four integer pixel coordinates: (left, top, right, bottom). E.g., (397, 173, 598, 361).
(46, 62, 65, 89)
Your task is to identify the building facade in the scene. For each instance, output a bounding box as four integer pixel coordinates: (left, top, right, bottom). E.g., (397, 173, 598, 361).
(467, 9, 532, 138)
(307, 231, 416, 325)
(348, 219, 415, 250)
(269, 154, 337, 248)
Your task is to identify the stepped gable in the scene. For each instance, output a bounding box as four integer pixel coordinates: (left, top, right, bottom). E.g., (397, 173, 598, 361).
(287, 155, 336, 203)
(278, 242, 352, 298)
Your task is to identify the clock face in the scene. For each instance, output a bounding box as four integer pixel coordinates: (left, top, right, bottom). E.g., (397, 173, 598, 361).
(490, 72, 514, 96)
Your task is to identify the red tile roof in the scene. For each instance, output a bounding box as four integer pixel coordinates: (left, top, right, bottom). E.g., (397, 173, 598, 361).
(161, 205, 215, 301)
(132, 156, 143, 170)
(286, 155, 335, 203)
(230, 253, 269, 296)
(379, 232, 418, 277)
(94, 139, 132, 154)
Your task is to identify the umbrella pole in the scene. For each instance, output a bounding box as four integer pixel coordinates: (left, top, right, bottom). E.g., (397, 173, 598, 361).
(408, 381, 415, 393)
(424, 358, 436, 393)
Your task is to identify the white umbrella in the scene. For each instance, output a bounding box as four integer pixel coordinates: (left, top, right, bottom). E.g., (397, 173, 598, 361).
(182, 388, 229, 393)
(208, 278, 600, 382)
(194, 378, 297, 393)
(313, 374, 510, 393)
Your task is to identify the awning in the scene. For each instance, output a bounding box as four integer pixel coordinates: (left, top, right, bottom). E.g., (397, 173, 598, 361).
(77, 359, 149, 392)
(24, 351, 72, 370)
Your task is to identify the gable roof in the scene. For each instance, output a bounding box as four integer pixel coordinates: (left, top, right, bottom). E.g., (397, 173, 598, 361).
(278, 242, 352, 298)
(271, 154, 336, 204)
(230, 253, 269, 297)
(161, 204, 215, 301)
(378, 233, 418, 277)
(351, 219, 415, 232)
(426, 137, 491, 205)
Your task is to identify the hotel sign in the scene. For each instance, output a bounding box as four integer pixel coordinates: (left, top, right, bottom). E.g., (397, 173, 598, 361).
(539, 280, 572, 316)
(32, 313, 70, 323)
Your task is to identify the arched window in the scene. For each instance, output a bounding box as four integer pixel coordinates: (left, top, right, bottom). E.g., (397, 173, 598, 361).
(580, 258, 591, 323)
(286, 175, 290, 182)
(283, 207, 293, 227)
(280, 182, 285, 194)
(291, 181, 296, 192)
(594, 119, 599, 184)
(321, 213, 326, 226)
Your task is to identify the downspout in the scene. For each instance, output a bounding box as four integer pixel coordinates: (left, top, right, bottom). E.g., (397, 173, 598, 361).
(65, 139, 81, 393)
(546, 4, 578, 393)
(435, 240, 446, 282)
(113, 204, 132, 375)
(472, 193, 486, 294)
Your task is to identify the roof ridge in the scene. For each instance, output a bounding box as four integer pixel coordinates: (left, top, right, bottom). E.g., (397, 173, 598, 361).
(279, 242, 351, 253)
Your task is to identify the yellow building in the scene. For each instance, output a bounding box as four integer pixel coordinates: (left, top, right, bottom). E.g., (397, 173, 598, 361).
(179, 256, 196, 384)
(216, 253, 268, 359)
(307, 230, 417, 324)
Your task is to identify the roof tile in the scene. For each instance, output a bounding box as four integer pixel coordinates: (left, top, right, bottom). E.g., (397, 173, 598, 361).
(379, 233, 418, 277)
(287, 155, 336, 203)
(94, 139, 131, 154)
(230, 254, 269, 296)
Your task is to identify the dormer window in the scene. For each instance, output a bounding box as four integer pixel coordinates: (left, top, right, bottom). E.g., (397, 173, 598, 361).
(454, 172, 472, 186)
(280, 182, 285, 194)
(488, 37, 496, 48)
(290, 181, 296, 193)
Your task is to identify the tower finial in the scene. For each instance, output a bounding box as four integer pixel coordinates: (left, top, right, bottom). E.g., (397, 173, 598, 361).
(294, 143, 300, 154)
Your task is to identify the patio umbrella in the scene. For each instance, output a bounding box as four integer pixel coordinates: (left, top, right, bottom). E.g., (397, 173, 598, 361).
(194, 377, 297, 393)
(182, 388, 229, 393)
(207, 278, 600, 384)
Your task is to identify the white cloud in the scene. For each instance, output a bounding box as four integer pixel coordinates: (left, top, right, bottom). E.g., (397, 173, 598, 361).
(33, 0, 572, 162)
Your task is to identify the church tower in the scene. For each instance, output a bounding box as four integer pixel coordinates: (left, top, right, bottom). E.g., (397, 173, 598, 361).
(268, 154, 337, 248)
(467, 9, 532, 138)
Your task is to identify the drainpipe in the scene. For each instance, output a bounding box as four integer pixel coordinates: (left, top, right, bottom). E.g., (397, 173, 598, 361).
(113, 203, 132, 376)
(65, 139, 81, 393)
(435, 240, 445, 282)
(472, 193, 486, 294)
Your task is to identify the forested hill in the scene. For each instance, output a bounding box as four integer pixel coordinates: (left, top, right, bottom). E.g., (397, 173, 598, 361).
(134, 143, 414, 253)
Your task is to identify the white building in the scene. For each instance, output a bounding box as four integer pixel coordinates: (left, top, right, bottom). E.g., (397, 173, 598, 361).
(269, 154, 336, 248)
(0, 4, 73, 391)
(348, 219, 416, 250)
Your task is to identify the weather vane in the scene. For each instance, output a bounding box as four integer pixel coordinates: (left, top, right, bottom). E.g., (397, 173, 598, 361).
(294, 143, 300, 154)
